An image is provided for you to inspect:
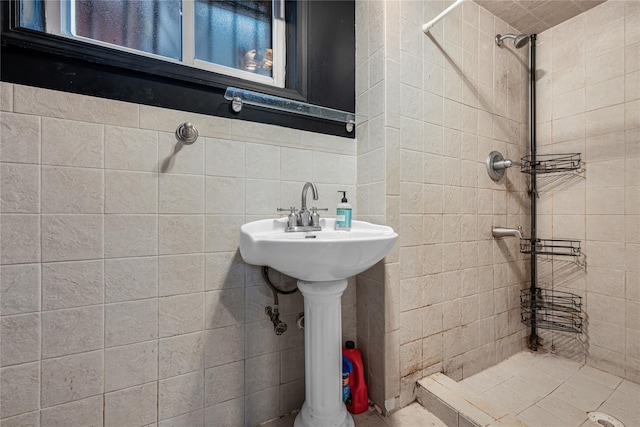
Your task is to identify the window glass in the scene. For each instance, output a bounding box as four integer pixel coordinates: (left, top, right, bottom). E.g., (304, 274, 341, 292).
(195, 0, 273, 78)
(18, 0, 279, 82)
(72, 0, 182, 60)
(20, 0, 45, 31)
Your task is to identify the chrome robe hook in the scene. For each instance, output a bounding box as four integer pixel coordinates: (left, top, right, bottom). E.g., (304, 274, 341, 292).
(175, 122, 198, 145)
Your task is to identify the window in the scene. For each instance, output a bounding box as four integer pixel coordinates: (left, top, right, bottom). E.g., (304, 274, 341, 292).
(2, 0, 355, 137)
(20, 0, 286, 87)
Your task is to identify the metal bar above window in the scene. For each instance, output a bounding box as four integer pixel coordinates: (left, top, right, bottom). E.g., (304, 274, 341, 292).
(224, 87, 358, 132)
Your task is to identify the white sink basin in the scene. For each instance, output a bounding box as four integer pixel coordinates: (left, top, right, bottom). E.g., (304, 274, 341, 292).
(239, 217, 397, 282)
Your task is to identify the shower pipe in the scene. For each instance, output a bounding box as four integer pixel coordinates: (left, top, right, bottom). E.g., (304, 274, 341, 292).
(528, 34, 539, 350)
(491, 31, 539, 348)
(422, 0, 465, 34)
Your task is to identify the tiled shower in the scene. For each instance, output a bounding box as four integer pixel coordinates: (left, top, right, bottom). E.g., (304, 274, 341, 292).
(355, 0, 638, 417)
(1, 1, 638, 426)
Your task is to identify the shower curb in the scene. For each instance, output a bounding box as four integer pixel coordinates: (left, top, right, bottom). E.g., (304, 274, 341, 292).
(416, 373, 520, 427)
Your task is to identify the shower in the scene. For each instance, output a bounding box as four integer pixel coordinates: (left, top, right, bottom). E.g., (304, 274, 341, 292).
(495, 33, 530, 48)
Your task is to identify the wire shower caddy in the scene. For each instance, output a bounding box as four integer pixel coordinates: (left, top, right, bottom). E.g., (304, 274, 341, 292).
(519, 152, 584, 343)
(521, 153, 582, 175)
(521, 288, 583, 334)
(520, 238, 581, 258)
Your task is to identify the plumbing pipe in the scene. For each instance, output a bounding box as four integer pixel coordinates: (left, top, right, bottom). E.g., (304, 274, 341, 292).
(261, 266, 298, 335)
(528, 35, 539, 351)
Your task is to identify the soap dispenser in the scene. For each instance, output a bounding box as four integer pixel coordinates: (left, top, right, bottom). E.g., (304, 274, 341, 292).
(335, 191, 352, 230)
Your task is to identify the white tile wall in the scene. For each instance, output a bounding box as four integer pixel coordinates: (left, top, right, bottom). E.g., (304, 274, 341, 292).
(41, 118, 104, 168)
(0, 82, 356, 425)
(0, 163, 40, 213)
(42, 215, 103, 261)
(104, 383, 158, 427)
(104, 215, 156, 258)
(160, 254, 205, 296)
(1, 215, 41, 264)
(159, 294, 205, 338)
(0, 314, 40, 366)
(0, 264, 40, 315)
(158, 371, 205, 420)
(105, 170, 158, 214)
(538, 1, 639, 382)
(105, 257, 158, 303)
(104, 341, 157, 393)
(205, 361, 245, 407)
(42, 261, 103, 310)
(158, 332, 205, 379)
(40, 396, 103, 427)
(0, 362, 41, 418)
(41, 351, 103, 408)
(41, 306, 104, 358)
(162, 408, 206, 427)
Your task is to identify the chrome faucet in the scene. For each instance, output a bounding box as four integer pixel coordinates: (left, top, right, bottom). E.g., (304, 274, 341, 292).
(301, 182, 318, 211)
(299, 182, 318, 226)
(278, 182, 327, 232)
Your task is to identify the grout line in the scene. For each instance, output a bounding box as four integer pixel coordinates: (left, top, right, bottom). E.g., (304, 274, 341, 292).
(38, 112, 44, 414)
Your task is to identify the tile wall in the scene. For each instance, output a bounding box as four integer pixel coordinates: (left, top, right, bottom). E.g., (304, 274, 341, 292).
(535, 0, 639, 382)
(355, 0, 531, 414)
(0, 83, 357, 426)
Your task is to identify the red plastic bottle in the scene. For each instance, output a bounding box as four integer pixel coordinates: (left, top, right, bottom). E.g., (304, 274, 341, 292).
(342, 340, 368, 414)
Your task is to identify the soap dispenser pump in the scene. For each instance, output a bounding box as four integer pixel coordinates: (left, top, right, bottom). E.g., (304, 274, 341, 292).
(335, 191, 352, 230)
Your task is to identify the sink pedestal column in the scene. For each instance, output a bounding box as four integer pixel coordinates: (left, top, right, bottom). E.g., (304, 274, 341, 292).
(294, 279, 354, 427)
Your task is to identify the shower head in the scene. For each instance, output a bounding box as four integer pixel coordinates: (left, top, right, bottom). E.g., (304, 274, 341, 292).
(495, 33, 530, 49)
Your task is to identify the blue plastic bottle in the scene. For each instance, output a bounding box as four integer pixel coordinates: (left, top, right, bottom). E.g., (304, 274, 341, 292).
(342, 354, 353, 403)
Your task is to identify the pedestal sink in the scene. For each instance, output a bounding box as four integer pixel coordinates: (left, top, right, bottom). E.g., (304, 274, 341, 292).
(239, 217, 397, 427)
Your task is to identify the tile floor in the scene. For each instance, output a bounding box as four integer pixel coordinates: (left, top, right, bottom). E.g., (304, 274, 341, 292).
(422, 351, 640, 426)
(263, 403, 446, 427)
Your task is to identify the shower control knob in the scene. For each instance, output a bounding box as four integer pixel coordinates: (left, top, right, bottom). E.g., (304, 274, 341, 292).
(486, 151, 520, 181)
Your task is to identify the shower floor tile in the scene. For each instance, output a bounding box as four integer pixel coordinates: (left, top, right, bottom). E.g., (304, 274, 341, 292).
(417, 350, 638, 427)
(550, 381, 614, 412)
(536, 396, 590, 425)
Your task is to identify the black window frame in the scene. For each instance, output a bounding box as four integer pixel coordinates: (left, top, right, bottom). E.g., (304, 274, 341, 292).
(0, 0, 355, 138)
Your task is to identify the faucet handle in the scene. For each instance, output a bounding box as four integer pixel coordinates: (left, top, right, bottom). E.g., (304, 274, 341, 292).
(278, 207, 299, 228)
(277, 207, 297, 214)
(310, 207, 329, 227)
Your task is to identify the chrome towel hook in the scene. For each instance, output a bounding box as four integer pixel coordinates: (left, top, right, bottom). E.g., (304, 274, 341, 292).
(175, 122, 198, 145)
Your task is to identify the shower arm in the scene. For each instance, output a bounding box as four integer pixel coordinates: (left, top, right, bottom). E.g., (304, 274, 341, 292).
(495, 33, 530, 49)
(495, 34, 517, 44)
